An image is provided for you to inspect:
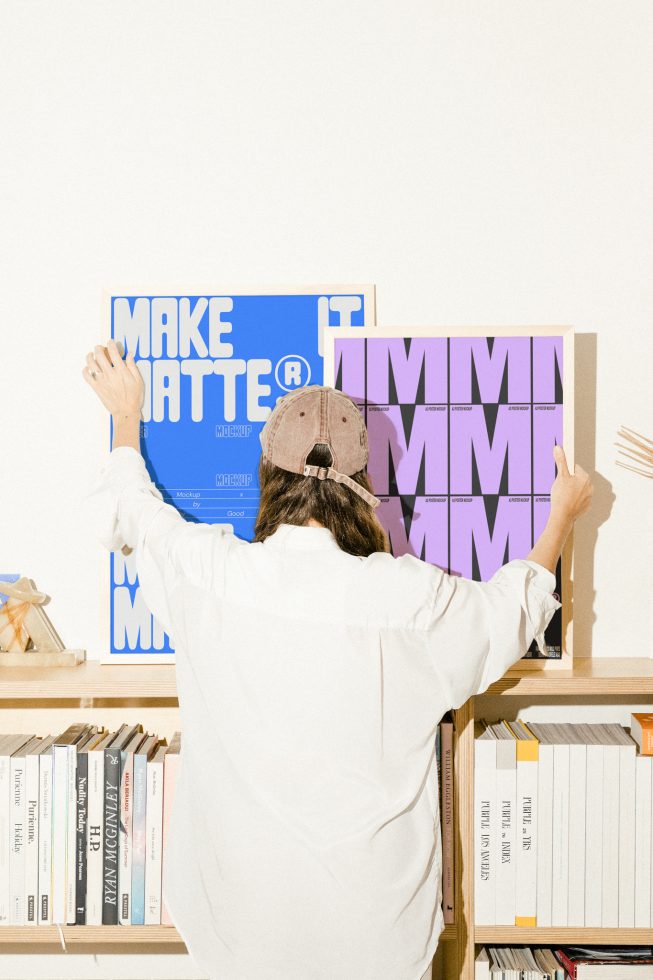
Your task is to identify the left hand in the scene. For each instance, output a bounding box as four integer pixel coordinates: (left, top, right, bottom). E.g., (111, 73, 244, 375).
(82, 339, 144, 416)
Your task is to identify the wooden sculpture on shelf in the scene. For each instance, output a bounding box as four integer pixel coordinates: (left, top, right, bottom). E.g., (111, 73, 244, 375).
(0, 577, 85, 667)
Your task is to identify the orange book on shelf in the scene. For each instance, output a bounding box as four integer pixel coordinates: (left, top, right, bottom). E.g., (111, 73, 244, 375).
(631, 713, 653, 754)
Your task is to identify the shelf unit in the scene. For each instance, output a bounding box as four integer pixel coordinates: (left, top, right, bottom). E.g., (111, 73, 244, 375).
(4, 659, 653, 970)
(442, 657, 653, 980)
(0, 662, 183, 954)
(0, 661, 457, 957)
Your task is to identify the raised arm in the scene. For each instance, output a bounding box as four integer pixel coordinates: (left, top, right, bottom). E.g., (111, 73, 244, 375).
(82, 338, 143, 452)
(425, 443, 594, 709)
(80, 338, 242, 641)
(527, 444, 593, 573)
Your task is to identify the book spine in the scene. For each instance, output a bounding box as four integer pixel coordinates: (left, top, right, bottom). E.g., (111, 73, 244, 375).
(567, 741, 587, 926)
(0, 752, 11, 924)
(118, 751, 134, 925)
(535, 742, 554, 927)
(131, 754, 147, 925)
(9, 755, 26, 924)
(635, 754, 652, 927)
(66, 745, 78, 924)
(161, 753, 179, 926)
(51, 744, 69, 925)
(515, 742, 538, 926)
(584, 741, 604, 927)
(601, 743, 619, 927)
(646, 727, 653, 755)
(473, 738, 496, 926)
(75, 753, 89, 925)
(618, 741, 636, 927)
(550, 742, 570, 927)
(102, 747, 120, 924)
(85, 749, 104, 926)
(494, 741, 516, 926)
(144, 758, 164, 924)
(440, 720, 455, 925)
(24, 753, 40, 924)
(37, 750, 53, 924)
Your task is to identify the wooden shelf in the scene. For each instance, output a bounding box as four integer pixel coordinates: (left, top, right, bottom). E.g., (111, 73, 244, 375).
(483, 657, 653, 696)
(0, 925, 186, 948)
(4, 658, 653, 702)
(475, 926, 653, 945)
(0, 661, 178, 702)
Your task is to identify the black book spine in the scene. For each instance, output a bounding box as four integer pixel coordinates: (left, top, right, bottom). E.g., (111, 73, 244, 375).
(75, 753, 89, 925)
(102, 747, 120, 924)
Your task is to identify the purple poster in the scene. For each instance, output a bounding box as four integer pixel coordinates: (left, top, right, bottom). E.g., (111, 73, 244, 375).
(332, 334, 564, 659)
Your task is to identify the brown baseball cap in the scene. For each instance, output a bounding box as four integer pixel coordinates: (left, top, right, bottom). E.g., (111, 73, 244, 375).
(258, 385, 381, 509)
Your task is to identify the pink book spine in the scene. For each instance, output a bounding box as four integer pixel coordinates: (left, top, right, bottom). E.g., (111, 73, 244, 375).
(161, 753, 180, 925)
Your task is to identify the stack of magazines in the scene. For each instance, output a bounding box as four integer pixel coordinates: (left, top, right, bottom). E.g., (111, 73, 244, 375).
(476, 946, 653, 978)
(0, 724, 181, 926)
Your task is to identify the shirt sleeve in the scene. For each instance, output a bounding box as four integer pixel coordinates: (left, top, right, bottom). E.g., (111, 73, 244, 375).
(424, 558, 562, 710)
(79, 445, 237, 639)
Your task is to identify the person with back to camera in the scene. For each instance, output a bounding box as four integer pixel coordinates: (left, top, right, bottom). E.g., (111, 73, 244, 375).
(81, 340, 592, 980)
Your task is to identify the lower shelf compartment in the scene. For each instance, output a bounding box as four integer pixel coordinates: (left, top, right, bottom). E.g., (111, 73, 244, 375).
(476, 926, 653, 945)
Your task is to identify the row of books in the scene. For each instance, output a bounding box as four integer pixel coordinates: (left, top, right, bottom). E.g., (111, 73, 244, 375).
(474, 719, 653, 928)
(476, 945, 653, 979)
(435, 713, 455, 924)
(0, 724, 180, 926)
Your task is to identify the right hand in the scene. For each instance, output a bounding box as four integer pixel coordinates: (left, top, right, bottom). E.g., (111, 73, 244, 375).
(550, 445, 593, 525)
(82, 339, 144, 418)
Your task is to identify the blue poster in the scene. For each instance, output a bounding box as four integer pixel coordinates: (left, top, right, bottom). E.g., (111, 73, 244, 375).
(108, 287, 375, 660)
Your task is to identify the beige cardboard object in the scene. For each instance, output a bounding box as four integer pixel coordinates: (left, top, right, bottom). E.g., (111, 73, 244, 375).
(0, 577, 85, 667)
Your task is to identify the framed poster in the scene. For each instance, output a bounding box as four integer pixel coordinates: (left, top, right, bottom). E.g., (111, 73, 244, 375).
(323, 325, 574, 669)
(105, 285, 376, 663)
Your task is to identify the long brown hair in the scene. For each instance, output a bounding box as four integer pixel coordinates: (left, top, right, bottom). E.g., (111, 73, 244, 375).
(252, 443, 389, 557)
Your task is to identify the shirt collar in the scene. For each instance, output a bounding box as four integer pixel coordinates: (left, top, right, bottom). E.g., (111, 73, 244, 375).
(263, 522, 342, 552)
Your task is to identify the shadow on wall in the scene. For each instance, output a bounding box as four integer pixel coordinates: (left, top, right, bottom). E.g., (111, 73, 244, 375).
(573, 332, 615, 657)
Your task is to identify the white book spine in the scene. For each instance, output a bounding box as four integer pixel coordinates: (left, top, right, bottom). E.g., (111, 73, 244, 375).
(635, 754, 652, 927)
(618, 741, 636, 927)
(9, 755, 27, 924)
(535, 743, 553, 927)
(567, 742, 587, 926)
(0, 752, 12, 924)
(601, 743, 620, 927)
(118, 753, 134, 925)
(66, 745, 78, 924)
(24, 753, 40, 923)
(550, 742, 569, 927)
(144, 756, 164, 925)
(38, 751, 53, 924)
(515, 746, 537, 925)
(585, 742, 604, 927)
(51, 745, 69, 925)
(474, 738, 496, 926)
(494, 741, 516, 926)
(85, 748, 105, 926)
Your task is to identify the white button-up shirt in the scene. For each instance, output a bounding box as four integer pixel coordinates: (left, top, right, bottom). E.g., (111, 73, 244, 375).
(82, 446, 560, 980)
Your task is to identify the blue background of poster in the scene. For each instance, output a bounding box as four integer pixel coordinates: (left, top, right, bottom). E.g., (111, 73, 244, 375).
(109, 289, 373, 656)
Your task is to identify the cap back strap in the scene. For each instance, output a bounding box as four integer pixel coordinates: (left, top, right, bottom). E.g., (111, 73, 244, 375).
(303, 463, 381, 509)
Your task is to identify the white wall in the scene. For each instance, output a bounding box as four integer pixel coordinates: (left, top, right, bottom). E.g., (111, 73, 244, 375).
(1, 0, 653, 975)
